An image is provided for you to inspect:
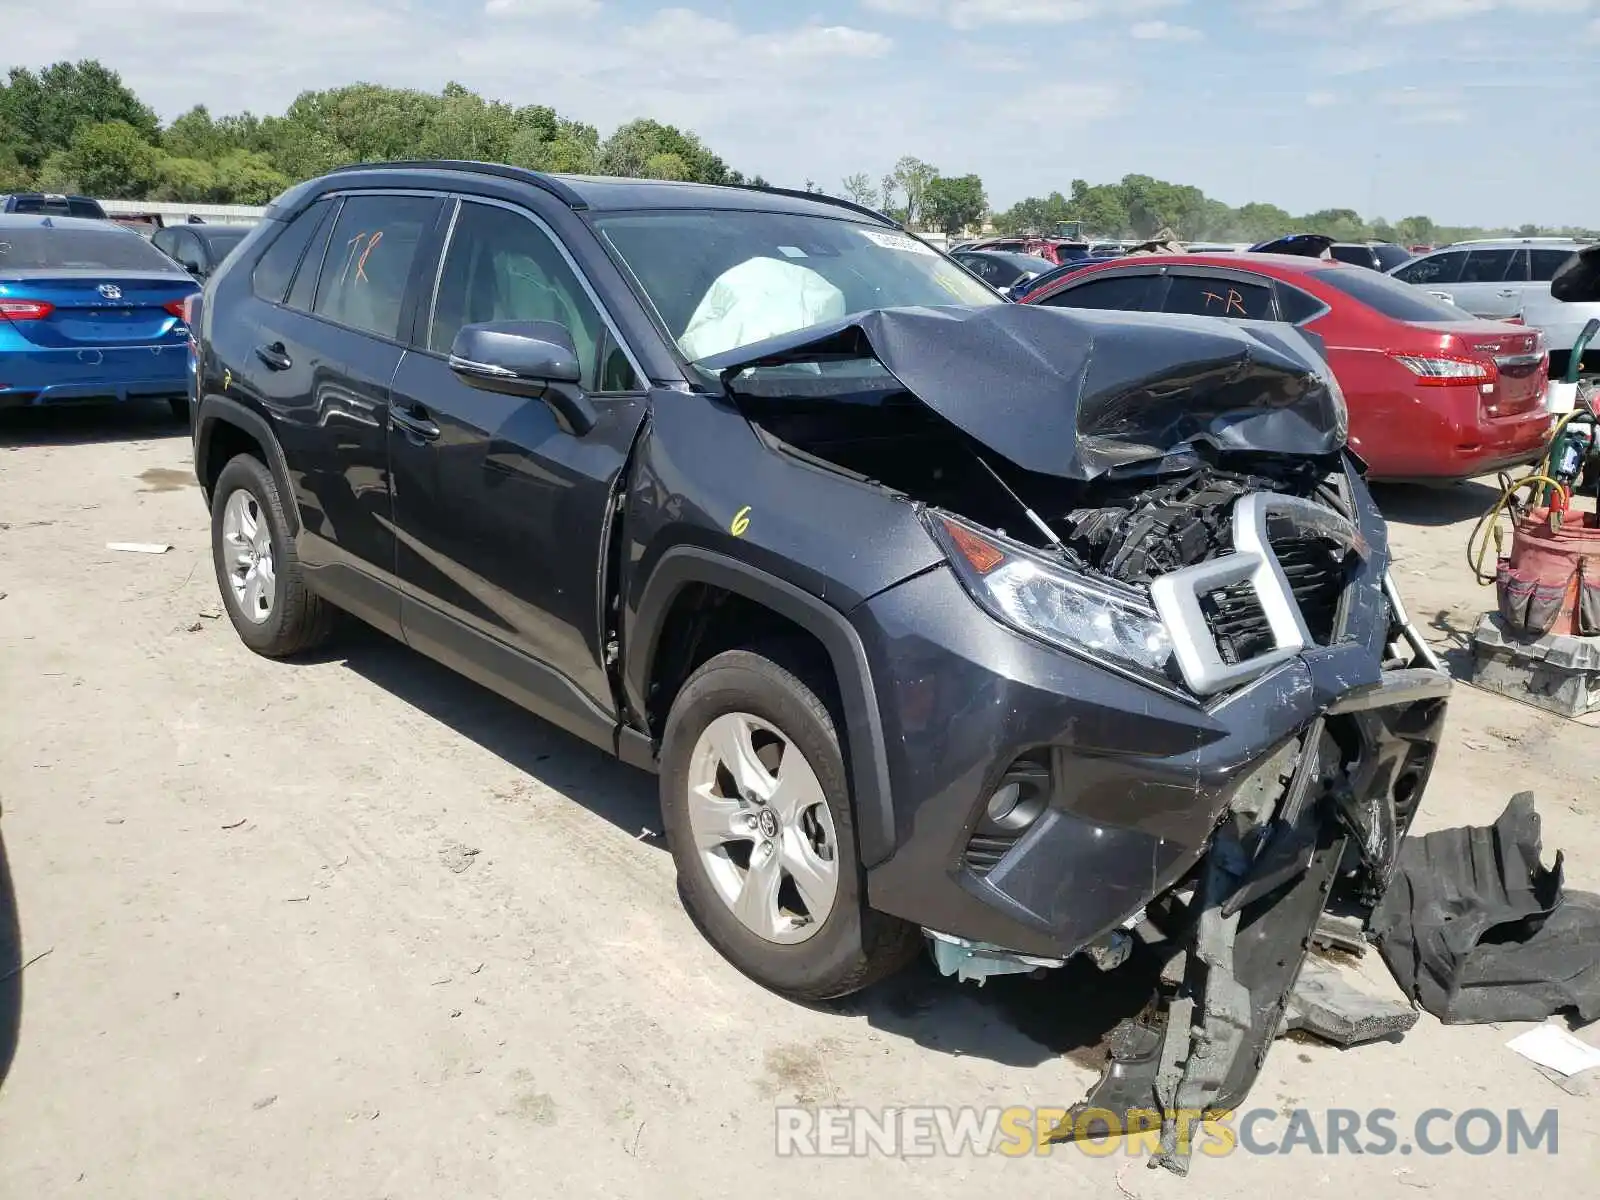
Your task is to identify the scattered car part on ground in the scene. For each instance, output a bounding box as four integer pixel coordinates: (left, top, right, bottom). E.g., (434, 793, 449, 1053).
(1372, 793, 1600, 1024)
(1021, 251, 1552, 481)
(0, 214, 199, 420)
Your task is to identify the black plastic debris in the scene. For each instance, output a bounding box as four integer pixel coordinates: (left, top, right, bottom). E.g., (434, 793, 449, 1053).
(1371, 793, 1600, 1024)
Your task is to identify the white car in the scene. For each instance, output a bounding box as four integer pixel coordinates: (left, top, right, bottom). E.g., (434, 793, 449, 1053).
(1390, 238, 1600, 376)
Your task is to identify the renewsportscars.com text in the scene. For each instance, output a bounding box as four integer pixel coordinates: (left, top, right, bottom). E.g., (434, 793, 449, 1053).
(775, 1106, 1560, 1160)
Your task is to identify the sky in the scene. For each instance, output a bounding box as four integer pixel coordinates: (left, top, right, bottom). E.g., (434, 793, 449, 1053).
(7, 0, 1599, 226)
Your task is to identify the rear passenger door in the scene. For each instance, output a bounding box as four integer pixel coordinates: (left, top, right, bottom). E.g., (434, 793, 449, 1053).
(1442, 247, 1524, 319)
(387, 196, 650, 733)
(240, 190, 443, 634)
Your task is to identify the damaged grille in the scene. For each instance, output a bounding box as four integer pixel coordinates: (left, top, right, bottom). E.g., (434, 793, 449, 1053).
(1199, 525, 1351, 664)
(1269, 523, 1349, 645)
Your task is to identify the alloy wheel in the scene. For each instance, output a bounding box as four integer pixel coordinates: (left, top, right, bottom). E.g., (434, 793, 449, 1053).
(685, 712, 840, 944)
(220, 488, 276, 624)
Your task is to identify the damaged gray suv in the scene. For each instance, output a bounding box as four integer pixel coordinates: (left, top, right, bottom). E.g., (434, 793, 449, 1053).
(187, 162, 1449, 1142)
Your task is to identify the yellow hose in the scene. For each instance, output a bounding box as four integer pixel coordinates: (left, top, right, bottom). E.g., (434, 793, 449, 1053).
(1467, 473, 1569, 586)
(1462, 403, 1597, 586)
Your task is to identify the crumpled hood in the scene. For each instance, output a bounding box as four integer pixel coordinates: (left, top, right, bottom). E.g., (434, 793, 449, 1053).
(699, 304, 1349, 481)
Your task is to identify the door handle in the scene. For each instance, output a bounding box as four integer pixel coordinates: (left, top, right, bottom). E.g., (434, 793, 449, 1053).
(254, 342, 292, 371)
(390, 404, 441, 441)
(1497, 289, 1519, 298)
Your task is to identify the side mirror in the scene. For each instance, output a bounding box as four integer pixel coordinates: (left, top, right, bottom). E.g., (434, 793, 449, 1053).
(448, 320, 598, 436)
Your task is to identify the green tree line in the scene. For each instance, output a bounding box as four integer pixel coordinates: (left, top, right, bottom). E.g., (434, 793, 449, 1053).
(0, 60, 764, 205)
(986, 175, 1595, 246)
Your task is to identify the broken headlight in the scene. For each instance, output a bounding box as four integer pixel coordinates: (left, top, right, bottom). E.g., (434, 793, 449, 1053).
(928, 512, 1176, 681)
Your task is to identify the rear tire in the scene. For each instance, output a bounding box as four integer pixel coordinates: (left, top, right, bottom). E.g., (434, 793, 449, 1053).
(660, 644, 920, 1001)
(209, 453, 334, 658)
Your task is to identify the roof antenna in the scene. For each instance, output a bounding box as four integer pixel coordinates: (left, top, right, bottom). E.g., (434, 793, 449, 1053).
(972, 452, 1065, 551)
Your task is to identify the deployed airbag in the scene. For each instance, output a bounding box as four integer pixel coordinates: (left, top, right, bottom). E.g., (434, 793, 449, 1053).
(1371, 793, 1600, 1024)
(679, 256, 847, 362)
(699, 304, 1348, 481)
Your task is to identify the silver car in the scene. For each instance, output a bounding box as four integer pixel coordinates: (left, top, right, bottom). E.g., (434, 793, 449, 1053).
(1389, 237, 1600, 375)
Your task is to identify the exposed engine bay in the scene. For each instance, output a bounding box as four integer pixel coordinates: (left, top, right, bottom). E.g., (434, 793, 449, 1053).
(711, 305, 1450, 1174)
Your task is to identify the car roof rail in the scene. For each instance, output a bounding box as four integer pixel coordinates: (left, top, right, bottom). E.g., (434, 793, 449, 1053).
(733, 184, 901, 230)
(324, 159, 589, 209)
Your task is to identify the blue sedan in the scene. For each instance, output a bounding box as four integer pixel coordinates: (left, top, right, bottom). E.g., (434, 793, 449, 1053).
(0, 214, 199, 419)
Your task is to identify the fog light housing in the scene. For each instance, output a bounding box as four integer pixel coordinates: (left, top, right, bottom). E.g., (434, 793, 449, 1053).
(978, 760, 1051, 836)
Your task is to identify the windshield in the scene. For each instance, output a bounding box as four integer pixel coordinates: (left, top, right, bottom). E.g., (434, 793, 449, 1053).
(1314, 264, 1473, 322)
(593, 210, 999, 362)
(0, 227, 184, 272)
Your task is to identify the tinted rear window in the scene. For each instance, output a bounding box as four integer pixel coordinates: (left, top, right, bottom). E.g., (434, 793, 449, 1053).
(1315, 266, 1471, 322)
(1530, 248, 1578, 282)
(1038, 272, 1161, 312)
(1329, 245, 1373, 267)
(1372, 244, 1413, 272)
(0, 226, 182, 271)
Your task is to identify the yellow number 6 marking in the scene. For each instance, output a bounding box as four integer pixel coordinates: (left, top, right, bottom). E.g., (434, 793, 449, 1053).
(730, 506, 751, 537)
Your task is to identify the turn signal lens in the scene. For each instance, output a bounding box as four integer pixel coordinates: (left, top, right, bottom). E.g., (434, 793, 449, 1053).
(939, 516, 1006, 574)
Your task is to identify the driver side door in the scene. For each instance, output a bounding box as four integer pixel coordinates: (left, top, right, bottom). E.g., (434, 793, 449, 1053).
(388, 196, 650, 738)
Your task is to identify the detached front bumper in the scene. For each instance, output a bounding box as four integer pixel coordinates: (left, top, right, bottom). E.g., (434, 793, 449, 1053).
(853, 550, 1449, 1172)
(855, 564, 1449, 961)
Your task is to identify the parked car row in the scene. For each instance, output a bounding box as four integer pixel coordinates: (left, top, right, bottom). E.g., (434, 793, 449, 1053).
(1018, 251, 1551, 481)
(1390, 238, 1600, 376)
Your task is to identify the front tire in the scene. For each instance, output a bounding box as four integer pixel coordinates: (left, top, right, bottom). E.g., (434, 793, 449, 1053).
(660, 645, 919, 1001)
(209, 453, 334, 657)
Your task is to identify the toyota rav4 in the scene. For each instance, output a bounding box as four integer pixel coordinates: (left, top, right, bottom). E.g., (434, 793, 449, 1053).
(188, 161, 1449, 1151)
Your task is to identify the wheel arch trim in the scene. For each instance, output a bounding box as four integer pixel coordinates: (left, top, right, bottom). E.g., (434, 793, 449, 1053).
(194, 394, 300, 536)
(630, 547, 896, 867)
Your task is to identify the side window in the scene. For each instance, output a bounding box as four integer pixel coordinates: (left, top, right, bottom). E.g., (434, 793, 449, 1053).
(1039, 273, 1159, 312)
(151, 228, 177, 260)
(427, 200, 639, 392)
(172, 231, 203, 273)
(1162, 274, 1275, 320)
(252, 198, 334, 303)
(1530, 248, 1577, 283)
(958, 255, 996, 283)
(285, 202, 337, 313)
(1460, 249, 1516, 283)
(1395, 250, 1465, 285)
(1275, 284, 1325, 325)
(1504, 249, 1530, 282)
(311, 195, 437, 340)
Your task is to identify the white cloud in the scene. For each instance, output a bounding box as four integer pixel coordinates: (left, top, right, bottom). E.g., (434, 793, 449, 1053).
(1305, 89, 1339, 106)
(996, 81, 1124, 126)
(484, 0, 601, 16)
(863, 0, 1185, 27)
(1130, 19, 1203, 37)
(1380, 86, 1469, 122)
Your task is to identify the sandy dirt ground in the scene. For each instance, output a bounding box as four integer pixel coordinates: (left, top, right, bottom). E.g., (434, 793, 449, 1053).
(1, 404, 1597, 1199)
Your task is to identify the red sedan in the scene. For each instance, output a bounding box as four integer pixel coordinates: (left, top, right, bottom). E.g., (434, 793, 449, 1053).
(1020, 253, 1552, 481)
